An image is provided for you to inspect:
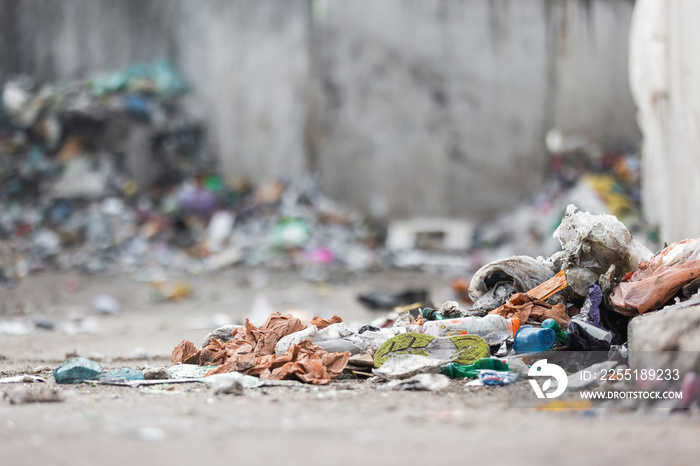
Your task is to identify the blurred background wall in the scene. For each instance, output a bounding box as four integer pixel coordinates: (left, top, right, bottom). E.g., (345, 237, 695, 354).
(0, 0, 639, 221)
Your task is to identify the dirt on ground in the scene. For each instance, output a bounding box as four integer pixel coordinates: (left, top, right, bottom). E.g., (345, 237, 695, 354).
(1, 270, 699, 465)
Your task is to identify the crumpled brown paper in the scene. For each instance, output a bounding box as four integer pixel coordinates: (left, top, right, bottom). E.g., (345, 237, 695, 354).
(310, 315, 343, 330)
(171, 312, 350, 385)
(489, 293, 570, 327)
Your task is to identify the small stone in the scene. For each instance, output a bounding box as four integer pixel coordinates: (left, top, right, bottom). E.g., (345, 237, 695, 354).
(53, 357, 103, 384)
(143, 367, 169, 380)
(202, 325, 237, 347)
(210, 374, 245, 395)
(143, 367, 170, 380)
(101, 368, 144, 381)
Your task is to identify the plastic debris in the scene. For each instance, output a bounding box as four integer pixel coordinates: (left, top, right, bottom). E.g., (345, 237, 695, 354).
(5, 387, 64, 405)
(166, 364, 218, 379)
(469, 255, 556, 309)
(610, 239, 700, 315)
(373, 354, 457, 380)
(567, 321, 613, 351)
(553, 204, 652, 296)
(373, 333, 489, 368)
(541, 318, 568, 345)
(53, 357, 103, 384)
(0, 375, 46, 384)
(92, 294, 121, 315)
(422, 314, 519, 346)
(0, 320, 34, 335)
(578, 284, 604, 328)
(478, 370, 519, 386)
(100, 368, 145, 381)
(440, 358, 510, 379)
(513, 327, 556, 353)
(357, 288, 430, 311)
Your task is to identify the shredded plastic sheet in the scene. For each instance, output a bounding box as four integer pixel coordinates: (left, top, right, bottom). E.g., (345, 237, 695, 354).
(553, 204, 652, 296)
(610, 239, 700, 315)
(171, 312, 350, 385)
(489, 293, 570, 327)
(468, 255, 556, 302)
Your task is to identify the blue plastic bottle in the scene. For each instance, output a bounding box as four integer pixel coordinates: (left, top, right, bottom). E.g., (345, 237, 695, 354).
(513, 327, 556, 353)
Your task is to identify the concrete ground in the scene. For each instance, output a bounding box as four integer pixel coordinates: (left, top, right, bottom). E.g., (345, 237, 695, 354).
(1, 269, 699, 465)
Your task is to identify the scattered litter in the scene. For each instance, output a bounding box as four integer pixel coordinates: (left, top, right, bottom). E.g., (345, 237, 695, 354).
(208, 374, 245, 395)
(143, 367, 169, 380)
(204, 372, 265, 390)
(100, 368, 145, 382)
(0, 375, 46, 384)
(5, 387, 64, 405)
(53, 357, 103, 384)
(0, 321, 33, 336)
(357, 288, 430, 311)
(93, 378, 204, 387)
(553, 204, 652, 297)
(135, 427, 168, 442)
(469, 256, 556, 312)
(478, 370, 519, 386)
(166, 364, 218, 379)
(610, 239, 700, 315)
(440, 358, 510, 379)
(374, 354, 457, 380)
(92, 294, 121, 315)
(387, 373, 450, 391)
(513, 327, 556, 353)
(172, 313, 350, 385)
(373, 333, 489, 368)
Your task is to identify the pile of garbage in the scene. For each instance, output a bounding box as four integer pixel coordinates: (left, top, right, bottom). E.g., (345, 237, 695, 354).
(5, 204, 699, 408)
(0, 64, 384, 285)
(1, 63, 656, 289)
(159, 204, 700, 406)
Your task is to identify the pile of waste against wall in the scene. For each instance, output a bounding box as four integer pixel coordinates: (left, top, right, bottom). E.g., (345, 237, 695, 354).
(1, 65, 654, 289)
(4, 204, 698, 409)
(0, 64, 387, 287)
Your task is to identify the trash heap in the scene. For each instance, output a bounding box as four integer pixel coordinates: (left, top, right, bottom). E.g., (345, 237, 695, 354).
(142, 204, 699, 407)
(384, 148, 652, 276)
(469, 149, 651, 267)
(0, 64, 384, 284)
(6, 204, 697, 408)
(1, 63, 654, 286)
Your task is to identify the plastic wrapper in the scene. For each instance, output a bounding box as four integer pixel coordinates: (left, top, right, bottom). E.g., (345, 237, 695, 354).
(609, 238, 700, 315)
(553, 204, 652, 296)
(567, 321, 612, 351)
(468, 255, 556, 305)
